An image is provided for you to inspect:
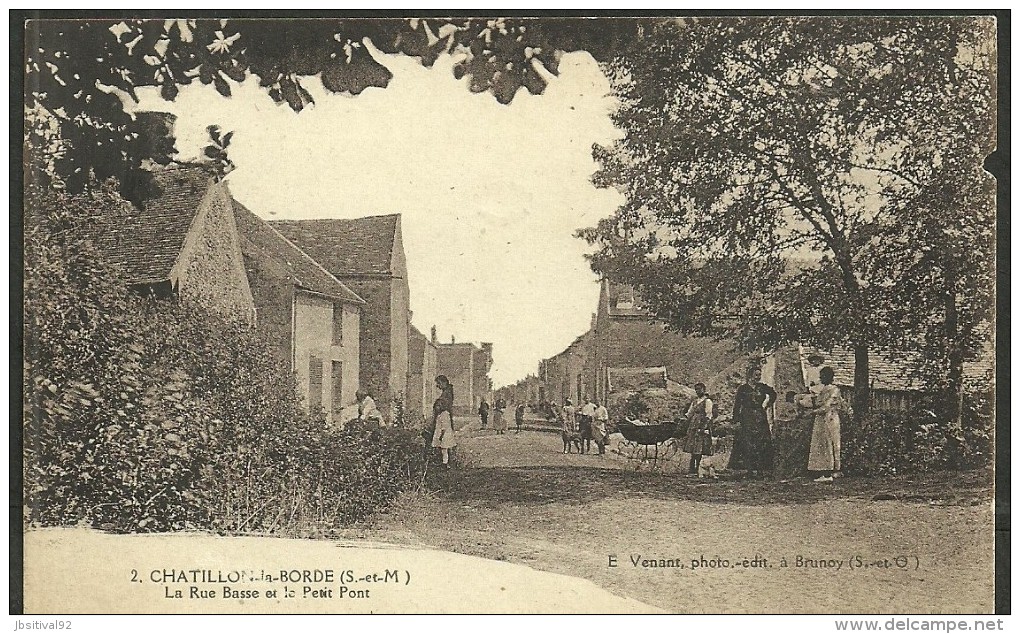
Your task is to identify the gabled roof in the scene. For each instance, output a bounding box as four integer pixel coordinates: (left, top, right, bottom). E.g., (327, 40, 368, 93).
(271, 214, 400, 277)
(799, 344, 994, 392)
(232, 200, 364, 306)
(95, 165, 214, 284)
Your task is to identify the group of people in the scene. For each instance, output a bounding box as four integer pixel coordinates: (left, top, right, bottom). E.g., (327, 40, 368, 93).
(711, 364, 847, 482)
(553, 397, 610, 455)
(478, 399, 527, 434)
(540, 362, 846, 482)
(421, 361, 846, 480)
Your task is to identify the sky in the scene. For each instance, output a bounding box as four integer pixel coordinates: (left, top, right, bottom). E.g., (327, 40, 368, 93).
(137, 45, 624, 387)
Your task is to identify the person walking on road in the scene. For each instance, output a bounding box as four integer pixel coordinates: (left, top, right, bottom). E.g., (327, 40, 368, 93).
(515, 402, 526, 433)
(478, 399, 490, 429)
(562, 399, 577, 432)
(492, 398, 508, 434)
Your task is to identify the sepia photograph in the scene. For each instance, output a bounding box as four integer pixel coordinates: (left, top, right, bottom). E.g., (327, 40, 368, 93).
(14, 12, 1007, 618)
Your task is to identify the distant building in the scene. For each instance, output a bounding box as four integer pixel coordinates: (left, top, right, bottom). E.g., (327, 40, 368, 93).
(273, 214, 410, 421)
(435, 334, 493, 415)
(233, 200, 364, 422)
(793, 344, 994, 412)
(589, 279, 743, 403)
(94, 165, 256, 323)
(407, 325, 439, 426)
(539, 330, 592, 405)
(495, 375, 541, 408)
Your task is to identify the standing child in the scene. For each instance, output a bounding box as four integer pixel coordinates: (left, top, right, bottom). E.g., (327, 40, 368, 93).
(683, 383, 715, 477)
(515, 402, 526, 433)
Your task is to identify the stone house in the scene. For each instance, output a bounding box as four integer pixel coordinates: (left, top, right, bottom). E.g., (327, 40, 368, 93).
(790, 344, 995, 412)
(95, 165, 256, 323)
(588, 279, 743, 404)
(539, 330, 592, 406)
(273, 214, 410, 421)
(232, 200, 364, 423)
(407, 325, 439, 426)
(494, 375, 541, 408)
(435, 336, 493, 415)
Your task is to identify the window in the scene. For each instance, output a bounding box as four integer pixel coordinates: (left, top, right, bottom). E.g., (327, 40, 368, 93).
(331, 361, 344, 420)
(332, 305, 343, 346)
(309, 356, 323, 411)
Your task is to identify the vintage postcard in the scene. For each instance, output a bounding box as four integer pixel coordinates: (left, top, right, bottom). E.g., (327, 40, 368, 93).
(16, 14, 1004, 617)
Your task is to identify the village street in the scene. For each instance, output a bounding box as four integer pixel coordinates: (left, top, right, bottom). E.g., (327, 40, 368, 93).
(345, 411, 994, 614)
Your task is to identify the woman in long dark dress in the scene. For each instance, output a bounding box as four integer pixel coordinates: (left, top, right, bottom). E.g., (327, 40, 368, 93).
(727, 365, 777, 478)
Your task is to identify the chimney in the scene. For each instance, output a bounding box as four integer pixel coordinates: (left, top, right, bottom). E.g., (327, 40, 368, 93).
(134, 111, 178, 168)
(430, 325, 437, 344)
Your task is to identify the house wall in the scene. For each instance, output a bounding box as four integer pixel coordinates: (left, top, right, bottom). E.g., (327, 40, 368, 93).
(176, 184, 255, 322)
(389, 220, 411, 412)
(471, 345, 493, 411)
(594, 317, 741, 401)
(407, 332, 438, 426)
(389, 277, 410, 411)
(292, 291, 355, 423)
(437, 344, 475, 415)
(242, 251, 294, 368)
(338, 304, 361, 418)
(342, 278, 394, 414)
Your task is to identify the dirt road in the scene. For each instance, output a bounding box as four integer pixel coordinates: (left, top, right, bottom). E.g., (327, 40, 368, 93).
(349, 413, 995, 613)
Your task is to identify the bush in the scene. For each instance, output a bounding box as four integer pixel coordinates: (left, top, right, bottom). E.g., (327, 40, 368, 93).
(607, 388, 692, 424)
(23, 182, 428, 533)
(841, 393, 993, 476)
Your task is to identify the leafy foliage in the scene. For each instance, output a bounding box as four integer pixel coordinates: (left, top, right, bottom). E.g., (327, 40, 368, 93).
(579, 17, 996, 418)
(24, 17, 643, 198)
(23, 183, 428, 533)
(201, 125, 234, 179)
(841, 387, 993, 476)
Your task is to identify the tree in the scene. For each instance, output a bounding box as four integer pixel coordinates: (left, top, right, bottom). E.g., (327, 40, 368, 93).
(24, 17, 641, 199)
(579, 16, 996, 419)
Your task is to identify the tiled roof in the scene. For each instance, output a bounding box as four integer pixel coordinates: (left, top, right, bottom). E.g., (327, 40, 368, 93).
(95, 166, 214, 283)
(270, 215, 399, 277)
(799, 344, 995, 392)
(232, 200, 364, 305)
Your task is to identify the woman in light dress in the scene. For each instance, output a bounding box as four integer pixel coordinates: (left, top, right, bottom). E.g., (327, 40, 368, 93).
(807, 366, 845, 482)
(431, 375, 457, 469)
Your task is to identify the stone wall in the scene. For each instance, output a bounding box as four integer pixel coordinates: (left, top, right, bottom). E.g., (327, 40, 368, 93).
(389, 276, 410, 417)
(594, 317, 742, 402)
(407, 331, 438, 426)
(437, 344, 474, 415)
(287, 292, 360, 424)
(342, 278, 394, 415)
(243, 251, 295, 370)
(176, 184, 255, 323)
